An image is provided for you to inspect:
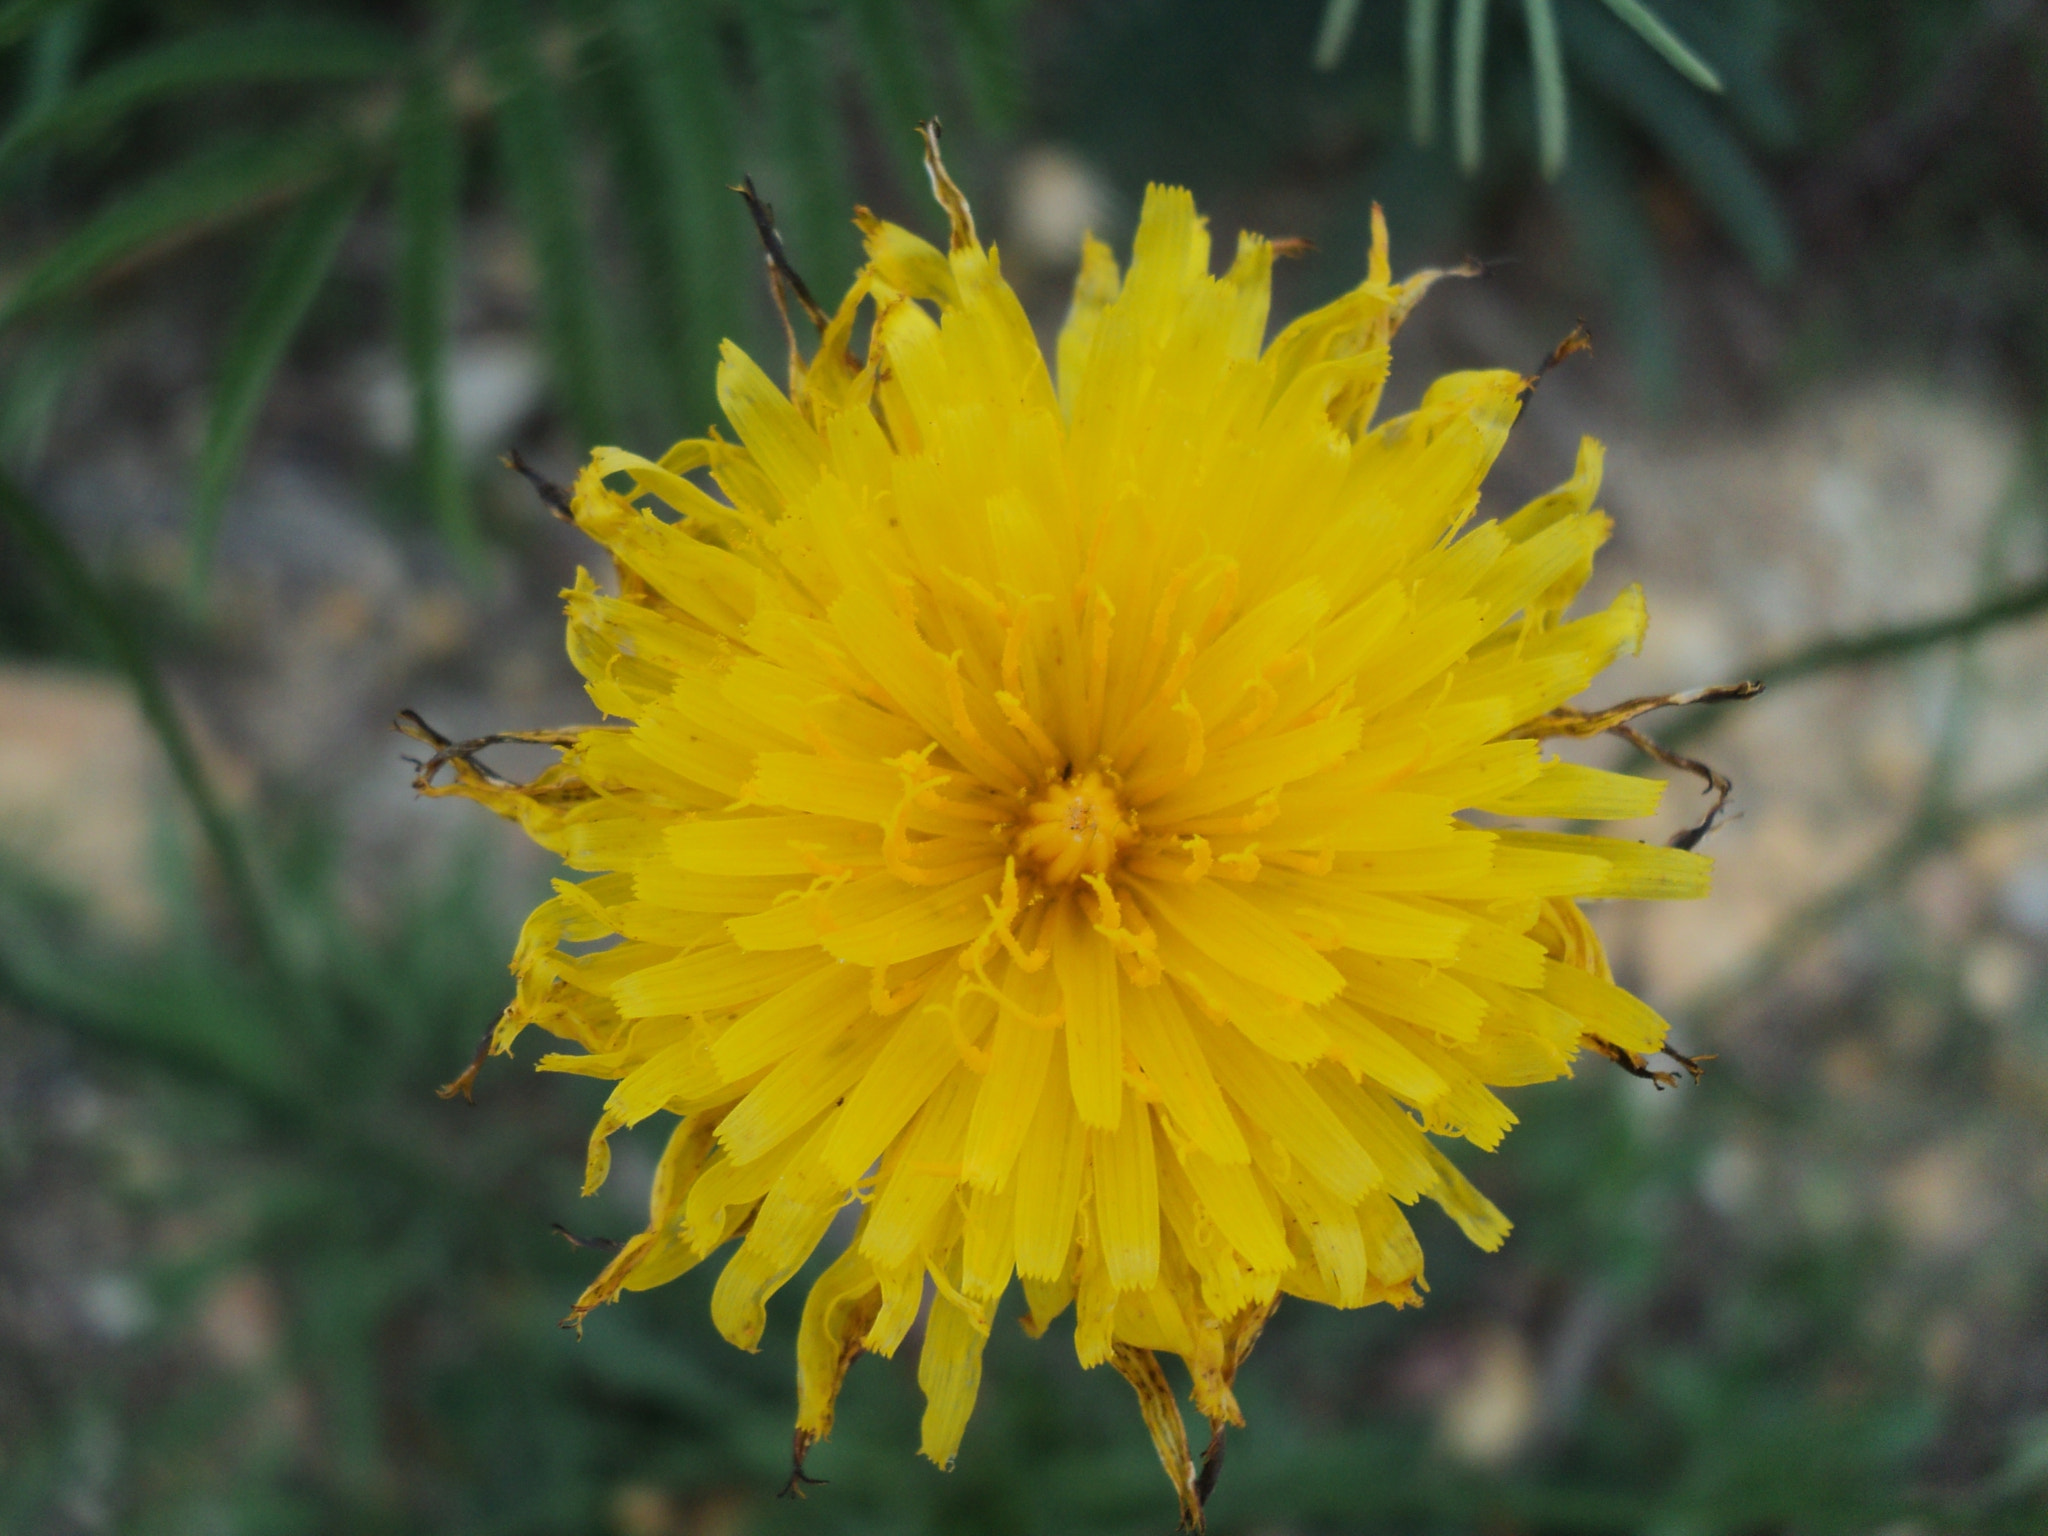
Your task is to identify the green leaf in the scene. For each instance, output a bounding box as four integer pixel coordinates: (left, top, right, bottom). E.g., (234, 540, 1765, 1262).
(0, 19, 404, 174)
(0, 128, 351, 331)
(1524, 0, 1567, 178)
(0, 0, 74, 50)
(394, 66, 480, 572)
(935, 0, 1025, 134)
(0, 309, 84, 463)
(9, 0, 84, 130)
(1407, 0, 1442, 145)
(1555, 115, 1676, 406)
(1595, 0, 1722, 91)
(606, 0, 740, 427)
(1313, 0, 1363, 71)
(1662, 4, 1793, 147)
(475, 1, 615, 443)
(0, 913, 300, 1113)
(1567, 14, 1791, 280)
(0, 464, 288, 989)
(188, 169, 369, 588)
(1454, 0, 1488, 173)
(742, 0, 856, 294)
(843, 0, 941, 190)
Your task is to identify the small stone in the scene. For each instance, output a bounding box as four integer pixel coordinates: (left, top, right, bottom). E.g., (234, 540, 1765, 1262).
(1962, 937, 2033, 1021)
(1437, 1327, 1539, 1468)
(1006, 146, 1114, 275)
(1885, 1142, 1996, 1258)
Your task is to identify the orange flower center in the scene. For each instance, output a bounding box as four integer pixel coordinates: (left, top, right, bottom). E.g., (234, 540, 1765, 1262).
(1014, 768, 1140, 886)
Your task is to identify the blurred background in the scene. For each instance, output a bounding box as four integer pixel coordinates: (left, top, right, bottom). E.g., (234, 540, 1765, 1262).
(3, 1, 2047, 1532)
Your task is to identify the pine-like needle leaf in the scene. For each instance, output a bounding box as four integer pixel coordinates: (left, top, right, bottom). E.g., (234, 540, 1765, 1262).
(1524, 0, 1567, 178)
(936, 0, 1025, 133)
(844, 0, 940, 190)
(0, 19, 403, 173)
(8, 2, 85, 137)
(1408, 0, 1442, 145)
(476, 2, 615, 442)
(0, 128, 350, 331)
(1567, 17, 1788, 279)
(1313, 0, 1363, 71)
(1595, 0, 1722, 92)
(609, 0, 739, 426)
(743, 0, 855, 286)
(1454, 0, 1489, 173)
(0, 0, 75, 50)
(395, 66, 478, 572)
(189, 169, 369, 587)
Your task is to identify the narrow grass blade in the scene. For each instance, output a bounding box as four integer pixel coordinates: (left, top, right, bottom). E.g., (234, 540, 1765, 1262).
(1313, 0, 1363, 70)
(394, 66, 479, 573)
(1596, 0, 1721, 91)
(0, 128, 350, 330)
(582, 48, 684, 426)
(1524, 0, 1567, 177)
(11, 1, 84, 128)
(0, 313, 85, 464)
(1555, 117, 1675, 406)
(0, 896, 300, 1113)
(0, 19, 403, 173)
(0, 465, 286, 989)
(189, 169, 369, 588)
(1454, 0, 1488, 173)
(844, 0, 940, 190)
(936, 0, 1025, 133)
(1568, 18, 1790, 279)
(742, 0, 855, 289)
(1408, 0, 1442, 145)
(0, 0, 73, 49)
(475, 1, 614, 442)
(1669, 5, 1792, 147)
(1, 2, 85, 195)
(608, 0, 740, 427)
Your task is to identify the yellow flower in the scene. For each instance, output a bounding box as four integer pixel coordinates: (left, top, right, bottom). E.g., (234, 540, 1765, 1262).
(426, 148, 1711, 1524)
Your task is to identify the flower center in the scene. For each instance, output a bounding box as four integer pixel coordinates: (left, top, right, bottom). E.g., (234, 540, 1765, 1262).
(1014, 768, 1139, 886)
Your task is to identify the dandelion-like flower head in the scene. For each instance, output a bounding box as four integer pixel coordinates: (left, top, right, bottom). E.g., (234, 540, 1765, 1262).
(424, 143, 1714, 1523)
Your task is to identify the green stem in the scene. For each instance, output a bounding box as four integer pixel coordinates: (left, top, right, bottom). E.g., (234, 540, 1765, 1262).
(1753, 573, 2048, 686)
(0, 463, 285, 984)
(1659, 573, 2048, 749)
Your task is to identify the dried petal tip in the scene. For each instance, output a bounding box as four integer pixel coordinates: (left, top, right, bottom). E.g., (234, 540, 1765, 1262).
(917, 119, 977, 251)
(1519, 320, 1594, 401)
(434, 1026, 493, 1102)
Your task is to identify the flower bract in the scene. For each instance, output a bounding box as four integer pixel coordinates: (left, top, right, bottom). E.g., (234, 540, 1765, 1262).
(425, 155, 1711, 1523)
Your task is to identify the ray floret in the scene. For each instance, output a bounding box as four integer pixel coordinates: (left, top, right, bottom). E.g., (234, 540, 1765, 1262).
(421, 158, 1721, 1528)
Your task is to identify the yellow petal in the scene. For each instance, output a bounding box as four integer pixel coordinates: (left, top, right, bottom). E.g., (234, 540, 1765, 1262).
(1012, 1044, 1088, 1281)
(1093, 1088, 1161, 1291)
(823, 980, 993, 1186)
(795, 1241, 882, 1438)
(1141, 878, 1345, 1004)
(710, 1118, 844, 1350)
(962, 961, 1060, 1190)
(1053, 898, 1124, 1129)
(1056, 233, 1121, 418)
(1199, 1020, 1381, 1203)
(917, 1271, 990, 1468)
(1543, 957, 1670, 1055)
(1121, 979, 1248, 1164)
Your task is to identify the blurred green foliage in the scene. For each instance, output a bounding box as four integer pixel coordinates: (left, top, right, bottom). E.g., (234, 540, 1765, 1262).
(6, 1, 2048, 1533)
(0, 0, 1026, 588)
(1, 0, 1771, 591)
(1044, 0, 1794, 401)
